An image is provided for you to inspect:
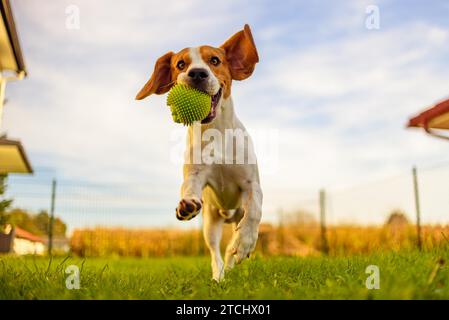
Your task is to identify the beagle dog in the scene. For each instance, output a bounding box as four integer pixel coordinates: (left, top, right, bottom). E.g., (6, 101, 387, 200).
(136, 24, 262, 281)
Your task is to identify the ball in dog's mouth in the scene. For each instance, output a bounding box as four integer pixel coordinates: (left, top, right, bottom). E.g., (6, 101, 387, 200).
(201, 88, 222, 124)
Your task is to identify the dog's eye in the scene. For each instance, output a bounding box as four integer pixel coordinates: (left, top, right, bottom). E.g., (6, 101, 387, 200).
(210, 56, 220, 66)
(176, 60, 185, 70)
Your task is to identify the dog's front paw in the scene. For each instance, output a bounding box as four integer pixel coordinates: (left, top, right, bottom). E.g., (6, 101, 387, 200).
(229, 223, 259, 264)
(176, 198, 202, 221)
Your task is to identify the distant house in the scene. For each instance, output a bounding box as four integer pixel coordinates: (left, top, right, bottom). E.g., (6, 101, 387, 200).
(44, 236, 70, 254)
(0, 224, 45, 255)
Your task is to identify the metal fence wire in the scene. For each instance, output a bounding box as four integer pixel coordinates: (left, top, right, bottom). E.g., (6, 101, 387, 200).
(2, 161, 449, 257)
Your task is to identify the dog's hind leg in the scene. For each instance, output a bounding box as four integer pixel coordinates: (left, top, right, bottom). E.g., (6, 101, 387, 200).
(224, 208, 244, 271)
(202, 203, 225, 281)
(228, 182, 262, 264)
(224, 225, 237, 271)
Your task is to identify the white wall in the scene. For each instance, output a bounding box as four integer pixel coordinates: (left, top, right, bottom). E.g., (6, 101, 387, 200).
(13, 238, 45, 255)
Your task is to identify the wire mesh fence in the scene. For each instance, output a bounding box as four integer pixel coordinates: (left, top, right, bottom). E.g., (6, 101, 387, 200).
(1, 161, 449, 257)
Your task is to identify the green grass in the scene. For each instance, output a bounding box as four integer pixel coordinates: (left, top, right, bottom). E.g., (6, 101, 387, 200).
(1, 249, 449, 299)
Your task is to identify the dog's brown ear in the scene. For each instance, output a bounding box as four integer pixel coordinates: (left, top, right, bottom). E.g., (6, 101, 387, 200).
(220, 24, 259, 80)
(135, 51, 174, 100)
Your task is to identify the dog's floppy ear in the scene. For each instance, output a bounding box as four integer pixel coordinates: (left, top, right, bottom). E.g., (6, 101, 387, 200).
(220, 24, 259, 80)
(135, 51, 174, 100)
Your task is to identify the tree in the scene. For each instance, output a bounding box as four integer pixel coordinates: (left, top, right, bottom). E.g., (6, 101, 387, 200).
(0, 174, 13, 228)
(34, 210, 67, 237)
(6, 208, 41, 235)
(4, 209, 67, 237)
(0, 175, 67, 236)
(385, 209, 409, 228)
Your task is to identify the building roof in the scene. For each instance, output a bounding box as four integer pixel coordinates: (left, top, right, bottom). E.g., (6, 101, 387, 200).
(14, 226, 44, 243)
(408, 98, 449, 130)
(0, 0, 26, 75)
(408, 97, 449, 140)
(0, 137, 33, 173)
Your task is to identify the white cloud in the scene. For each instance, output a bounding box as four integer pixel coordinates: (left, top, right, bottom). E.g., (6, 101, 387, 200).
(271, 24, 449, 98)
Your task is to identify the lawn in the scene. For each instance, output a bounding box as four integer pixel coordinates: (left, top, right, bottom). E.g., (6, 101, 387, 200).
(1, 249, 448, 299)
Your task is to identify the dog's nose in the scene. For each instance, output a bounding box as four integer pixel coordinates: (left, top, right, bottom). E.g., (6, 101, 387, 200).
(188, 68, 209, 81)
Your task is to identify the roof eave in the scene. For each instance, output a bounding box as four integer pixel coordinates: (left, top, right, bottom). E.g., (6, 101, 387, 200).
(0, 137, 33, 173)
(0, 0, 27, 76)
(408, 97, 449, 129)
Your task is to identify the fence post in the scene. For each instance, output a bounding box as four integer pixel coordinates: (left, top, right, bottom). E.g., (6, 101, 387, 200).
(48, 179, 57, 256)
(412, 166, 422, 250)
(319, 189, 329, 255)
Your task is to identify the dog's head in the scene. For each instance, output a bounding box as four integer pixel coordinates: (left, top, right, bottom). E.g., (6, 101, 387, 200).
(136, 24, 259, 124)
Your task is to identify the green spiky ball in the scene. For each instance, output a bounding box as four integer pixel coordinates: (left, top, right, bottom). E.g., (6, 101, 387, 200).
(167, 84, 211, 125)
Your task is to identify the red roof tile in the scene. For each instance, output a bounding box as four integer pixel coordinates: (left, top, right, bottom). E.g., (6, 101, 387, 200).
(14, 227, 44, 243)
(408, 98, 449, 129)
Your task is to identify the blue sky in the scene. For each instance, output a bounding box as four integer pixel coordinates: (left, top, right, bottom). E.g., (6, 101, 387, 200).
(3, 0, 449, 231)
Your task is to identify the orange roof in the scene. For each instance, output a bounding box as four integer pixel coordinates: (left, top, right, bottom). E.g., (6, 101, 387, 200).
(408, 98, 449, 130)
(14, 227, 44, 243)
